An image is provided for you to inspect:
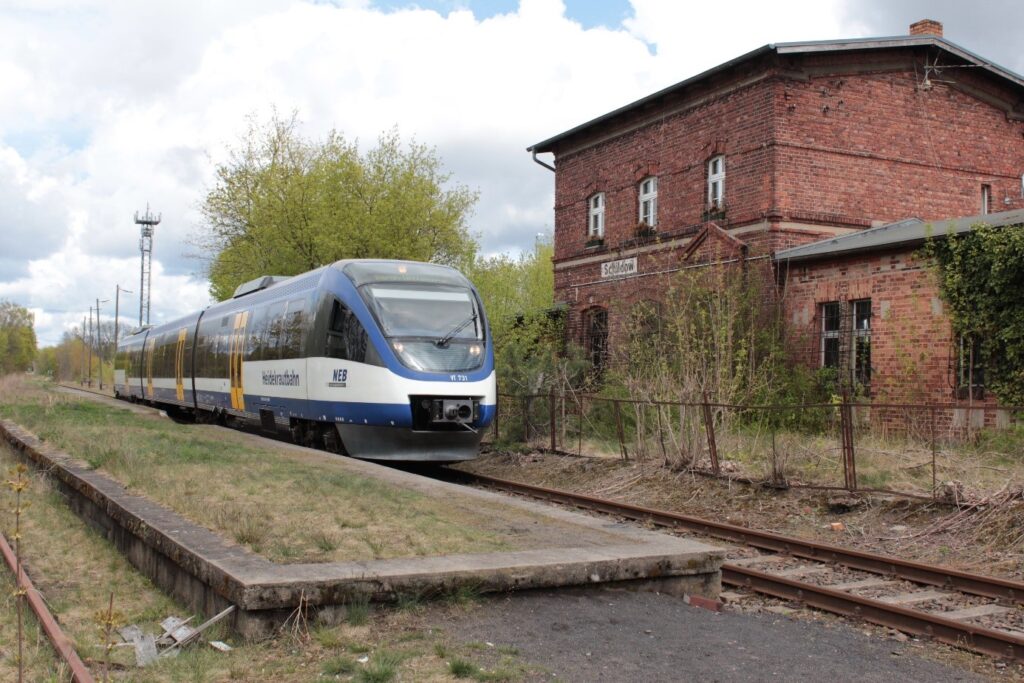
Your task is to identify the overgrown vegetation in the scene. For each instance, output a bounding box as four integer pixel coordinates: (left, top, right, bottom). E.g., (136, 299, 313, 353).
(927, 221, 1024, 405)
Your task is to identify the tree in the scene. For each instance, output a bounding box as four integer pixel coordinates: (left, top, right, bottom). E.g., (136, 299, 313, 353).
(0, 301, 37, 374)
(927, 222, 1024, 405)
(197, 112, 479, 300)
(470, 239, 586, 394)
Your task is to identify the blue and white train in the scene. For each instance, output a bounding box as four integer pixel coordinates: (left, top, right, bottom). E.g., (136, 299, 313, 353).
(114, 260, 496, 462)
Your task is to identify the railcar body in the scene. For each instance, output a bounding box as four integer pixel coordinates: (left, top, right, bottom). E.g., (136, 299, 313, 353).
(114, 260, 496, 462)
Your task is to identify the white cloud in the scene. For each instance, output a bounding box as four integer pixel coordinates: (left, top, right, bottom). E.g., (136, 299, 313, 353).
(8, 0, 1008, 347)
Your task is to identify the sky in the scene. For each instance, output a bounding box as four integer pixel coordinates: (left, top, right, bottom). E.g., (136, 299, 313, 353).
(2, 0, 1022, 346)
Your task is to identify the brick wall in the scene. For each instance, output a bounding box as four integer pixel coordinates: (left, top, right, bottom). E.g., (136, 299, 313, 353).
(778, 246, 955, 404)
(544, 41, 1024, 401)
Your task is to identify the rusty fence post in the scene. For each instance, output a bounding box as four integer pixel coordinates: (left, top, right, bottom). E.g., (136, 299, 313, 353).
(549, 389, 557, 452)
(578, 395, 584, 456)
(701, 394, 721, 475)
(613, 399, 628, 460)
(523, 396, 532, 443)
(493, 394, 500, 442)
(930, 406, 937, 500)
(840, 395, 857, 491)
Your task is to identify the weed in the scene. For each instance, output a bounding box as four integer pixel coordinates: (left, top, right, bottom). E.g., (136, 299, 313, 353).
(449, 657, 480, 678)
(314, 530, 340, 552)
(446, 582, 483, 606)
(356, 649, 405, 683)
(496, 644, 519, 656)
(323, 655, 358, 676)
(312, 625, 345, 649)
(346, 594, 370, 626)
(433, 643, 448, 659)
(346, 641, 372, 654)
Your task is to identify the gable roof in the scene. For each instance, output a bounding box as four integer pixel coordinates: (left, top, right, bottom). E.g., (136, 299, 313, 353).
(773, 208, 1024, 264)
(528, 35, 1024, 155)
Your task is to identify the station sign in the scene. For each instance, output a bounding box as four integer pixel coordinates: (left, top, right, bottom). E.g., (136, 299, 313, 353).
(600, 257, 638, 279)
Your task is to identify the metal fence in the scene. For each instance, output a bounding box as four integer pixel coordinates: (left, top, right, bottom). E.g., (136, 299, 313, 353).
(484, 392, 1024, 502)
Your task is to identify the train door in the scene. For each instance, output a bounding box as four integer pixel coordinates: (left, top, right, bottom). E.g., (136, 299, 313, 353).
(228, 311, 249, 411)
(144, 336, 156, 399)
(174, 328, 187, 402)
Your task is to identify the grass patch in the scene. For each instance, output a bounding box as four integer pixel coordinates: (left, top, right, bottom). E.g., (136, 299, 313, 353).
(346, 594, 371, 626)
(0, 376, 577, 565)
(357, 649, 405, 683)
(323, 654, 358, 675)
(450, 657, 480, 678)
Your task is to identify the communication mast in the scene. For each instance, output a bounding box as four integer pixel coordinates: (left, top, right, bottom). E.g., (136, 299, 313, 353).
(134, 204, 161, 326)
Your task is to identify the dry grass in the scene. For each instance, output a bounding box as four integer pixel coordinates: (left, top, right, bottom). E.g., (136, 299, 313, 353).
(0, 436, 539, 681)
(499, 399, 1024, 501)
(0, 375, 572, 564)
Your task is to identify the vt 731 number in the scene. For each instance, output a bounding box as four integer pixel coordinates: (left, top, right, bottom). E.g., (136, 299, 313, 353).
(449, 374, 468, 382)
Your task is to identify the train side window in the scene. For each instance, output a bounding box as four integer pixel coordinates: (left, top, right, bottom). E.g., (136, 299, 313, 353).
(246, 306, 269, 361)
(263, 301, 287, 361)
(281, 299, 306, 359)
(327, 299, 368, 362)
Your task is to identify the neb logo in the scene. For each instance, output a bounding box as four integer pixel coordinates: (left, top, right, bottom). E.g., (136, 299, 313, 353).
(332, 369, 348, 383)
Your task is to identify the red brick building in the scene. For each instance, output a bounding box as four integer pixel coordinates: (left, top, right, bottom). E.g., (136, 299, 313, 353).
(528, 20, 1024, 398)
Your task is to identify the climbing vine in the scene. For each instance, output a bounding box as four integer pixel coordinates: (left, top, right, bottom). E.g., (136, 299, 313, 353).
(926, 222, 1024, 405)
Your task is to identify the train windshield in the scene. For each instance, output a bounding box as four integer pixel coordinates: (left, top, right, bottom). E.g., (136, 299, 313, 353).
(365, 286, 481, 340)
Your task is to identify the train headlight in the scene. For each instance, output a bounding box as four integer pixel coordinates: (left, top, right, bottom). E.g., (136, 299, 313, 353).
(393, 341, 404, 353)
(469, 344, 481, 356)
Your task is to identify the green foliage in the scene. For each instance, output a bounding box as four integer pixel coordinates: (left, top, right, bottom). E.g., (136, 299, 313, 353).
(198, 112, 479, 301)
(0, 300, 36, 374)
(470, 239, 587, 394)
(927, 222, 1024, 404)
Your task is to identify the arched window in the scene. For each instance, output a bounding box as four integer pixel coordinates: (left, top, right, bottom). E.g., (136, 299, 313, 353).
(588, 192, 605, 238)
(638, 177, 658, 227)
(582, 307, 608, 371)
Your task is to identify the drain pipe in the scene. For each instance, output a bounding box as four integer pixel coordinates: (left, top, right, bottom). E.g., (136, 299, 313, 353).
(531, 150, 555, 172)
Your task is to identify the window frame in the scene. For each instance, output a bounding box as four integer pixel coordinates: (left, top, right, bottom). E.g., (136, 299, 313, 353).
(582, 307, 609, 372)
(707, 155, 725, 208)
(588, 192, 605, 238)
(819, 299, 872, 388)
(981, 184, 991, 215)
(638, 177, 658, 228)
(954, 335, 985, 400)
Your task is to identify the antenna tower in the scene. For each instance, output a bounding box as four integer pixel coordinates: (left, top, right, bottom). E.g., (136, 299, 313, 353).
(134, 204, 161, 326)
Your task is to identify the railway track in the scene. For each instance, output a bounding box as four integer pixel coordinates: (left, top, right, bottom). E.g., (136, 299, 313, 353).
(449, 469, 1024, 664)
(56, 385, 1024, 663)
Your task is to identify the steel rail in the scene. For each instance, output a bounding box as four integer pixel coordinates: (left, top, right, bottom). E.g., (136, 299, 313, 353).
(456, 470, 1024, 662)
(0, 532, 95, 682)
(454, 470, 1024, 604)
(724, 565, 1024, 663)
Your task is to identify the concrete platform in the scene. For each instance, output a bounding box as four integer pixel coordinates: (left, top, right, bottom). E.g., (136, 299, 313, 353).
(0, 413, 724, 639)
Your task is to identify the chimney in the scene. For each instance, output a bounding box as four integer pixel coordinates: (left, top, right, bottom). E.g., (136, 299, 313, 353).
(909, 19, 943, 37)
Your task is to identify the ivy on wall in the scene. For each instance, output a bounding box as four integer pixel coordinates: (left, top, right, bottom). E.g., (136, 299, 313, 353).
(927, 222, 1024, 405)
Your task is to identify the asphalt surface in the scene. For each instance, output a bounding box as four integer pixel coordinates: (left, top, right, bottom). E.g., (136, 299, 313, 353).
(448, 588, 985, 682)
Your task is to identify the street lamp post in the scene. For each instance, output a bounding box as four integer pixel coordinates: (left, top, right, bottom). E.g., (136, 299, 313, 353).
(95, 298, 110, 390)
(113, 285, 132, 376)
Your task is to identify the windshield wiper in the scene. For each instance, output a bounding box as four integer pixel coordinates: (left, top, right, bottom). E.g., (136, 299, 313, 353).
(435, 313, 478, 348)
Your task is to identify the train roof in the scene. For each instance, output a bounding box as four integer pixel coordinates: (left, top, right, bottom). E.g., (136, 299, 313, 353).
(119, 259, 473, 343)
